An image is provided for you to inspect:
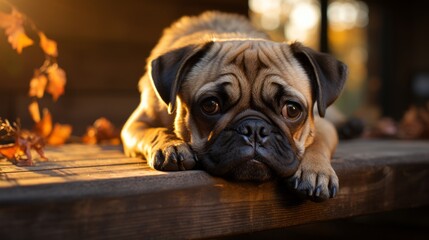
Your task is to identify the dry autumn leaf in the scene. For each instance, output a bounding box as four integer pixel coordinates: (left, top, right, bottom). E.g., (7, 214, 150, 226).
(8, 30, 34, 53)
(47, 123, 72, 145)
(34, 108, 53, 138)
(0, 9, 33, 54)
(29, 72, 48, 98)
(82, 117, 121, 145)
(397, 105, 429, 139)
(93, 118, 117, 140)
(33, 108, 72, 146)
(28, 101, 41, 123)
(38, 32, 58, 57)
(0, 143, 17, 159)
(46, 65, 66, 101)
(82, 127, 97, 145)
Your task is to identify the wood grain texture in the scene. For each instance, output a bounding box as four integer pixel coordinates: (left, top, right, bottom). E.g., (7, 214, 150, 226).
(1, 140, 429, 239)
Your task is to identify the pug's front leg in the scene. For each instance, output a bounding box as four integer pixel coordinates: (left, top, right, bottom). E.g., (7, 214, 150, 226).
(289, 118, 339, 201)
(122, 122, 197, 171)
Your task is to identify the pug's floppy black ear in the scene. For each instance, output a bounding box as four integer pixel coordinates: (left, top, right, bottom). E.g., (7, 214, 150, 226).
(150, 41, 213, 114)
(290, 42, 348, 117)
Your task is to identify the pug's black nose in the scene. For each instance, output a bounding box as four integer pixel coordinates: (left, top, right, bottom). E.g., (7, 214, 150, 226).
(236, 119, 272, 145)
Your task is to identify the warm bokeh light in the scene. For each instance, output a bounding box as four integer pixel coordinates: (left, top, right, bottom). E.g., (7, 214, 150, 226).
(290, 2, 319, 30)
(260, 12, 281, 30)
(249, 0, 283, 31)
(286, 0, 320, 44)
(249, 0, 320, 48)
(328, 0, 368, 31)
(249, 0, 282, 14)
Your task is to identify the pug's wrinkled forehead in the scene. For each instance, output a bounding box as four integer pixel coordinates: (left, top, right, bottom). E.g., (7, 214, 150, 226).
(181, 40, 313, 117)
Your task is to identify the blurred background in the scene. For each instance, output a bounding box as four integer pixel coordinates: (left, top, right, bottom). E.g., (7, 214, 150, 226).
(1, 0, 429, 136)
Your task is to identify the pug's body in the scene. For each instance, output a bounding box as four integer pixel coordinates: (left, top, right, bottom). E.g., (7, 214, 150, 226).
(121, 11, 347, 201)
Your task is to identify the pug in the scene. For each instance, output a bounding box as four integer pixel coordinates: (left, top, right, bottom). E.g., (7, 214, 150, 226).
(121, 11, 347, 201)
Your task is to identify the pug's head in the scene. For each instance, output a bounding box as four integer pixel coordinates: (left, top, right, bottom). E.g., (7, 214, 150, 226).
(150, 40, 347, 181)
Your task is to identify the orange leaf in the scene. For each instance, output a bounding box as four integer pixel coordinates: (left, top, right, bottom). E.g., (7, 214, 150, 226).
(82, 127, 97, 144)
(82, 117, 121, 145)
(47, 123, 72, 145)
(8, 30, 34, 54)
(38, 32, 58, 57)
(47, 65, 66, 101)
(28, 101, 41, 123)
(93, 118, 116, 138)
(35, 108, 53, 138)
(29, 73, 48, 98)
(0, 9, 34, 54)
(0, 143, 18, 159)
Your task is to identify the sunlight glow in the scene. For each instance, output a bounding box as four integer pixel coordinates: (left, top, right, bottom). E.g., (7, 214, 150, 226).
(290, 2, 319, 30)
(249, 0, 282, 14)
(328, 0, 369, 31)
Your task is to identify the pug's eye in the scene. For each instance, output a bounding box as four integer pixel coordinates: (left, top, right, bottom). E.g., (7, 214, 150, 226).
(282, 101, 302, 120)
(201, 97, 220, 115)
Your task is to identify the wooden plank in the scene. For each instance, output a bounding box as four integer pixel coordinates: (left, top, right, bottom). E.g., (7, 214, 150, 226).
(0, 140, 429, 239)
(0, 163, 161, 188)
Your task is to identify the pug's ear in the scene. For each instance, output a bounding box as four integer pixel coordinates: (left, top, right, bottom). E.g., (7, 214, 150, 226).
(150, 41, 213, 114)
(290, 42, 348, 117)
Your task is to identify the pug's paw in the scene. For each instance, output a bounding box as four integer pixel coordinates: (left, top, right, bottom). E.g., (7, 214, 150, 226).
(288, 159, 339, 201)
(150, 141, 197, 171)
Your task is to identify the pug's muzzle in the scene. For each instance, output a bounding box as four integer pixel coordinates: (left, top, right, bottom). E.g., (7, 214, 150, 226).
(199, 113, 299, 181)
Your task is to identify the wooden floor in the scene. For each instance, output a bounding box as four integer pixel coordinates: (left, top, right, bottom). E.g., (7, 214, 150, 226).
(1, 140, 429, 239)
